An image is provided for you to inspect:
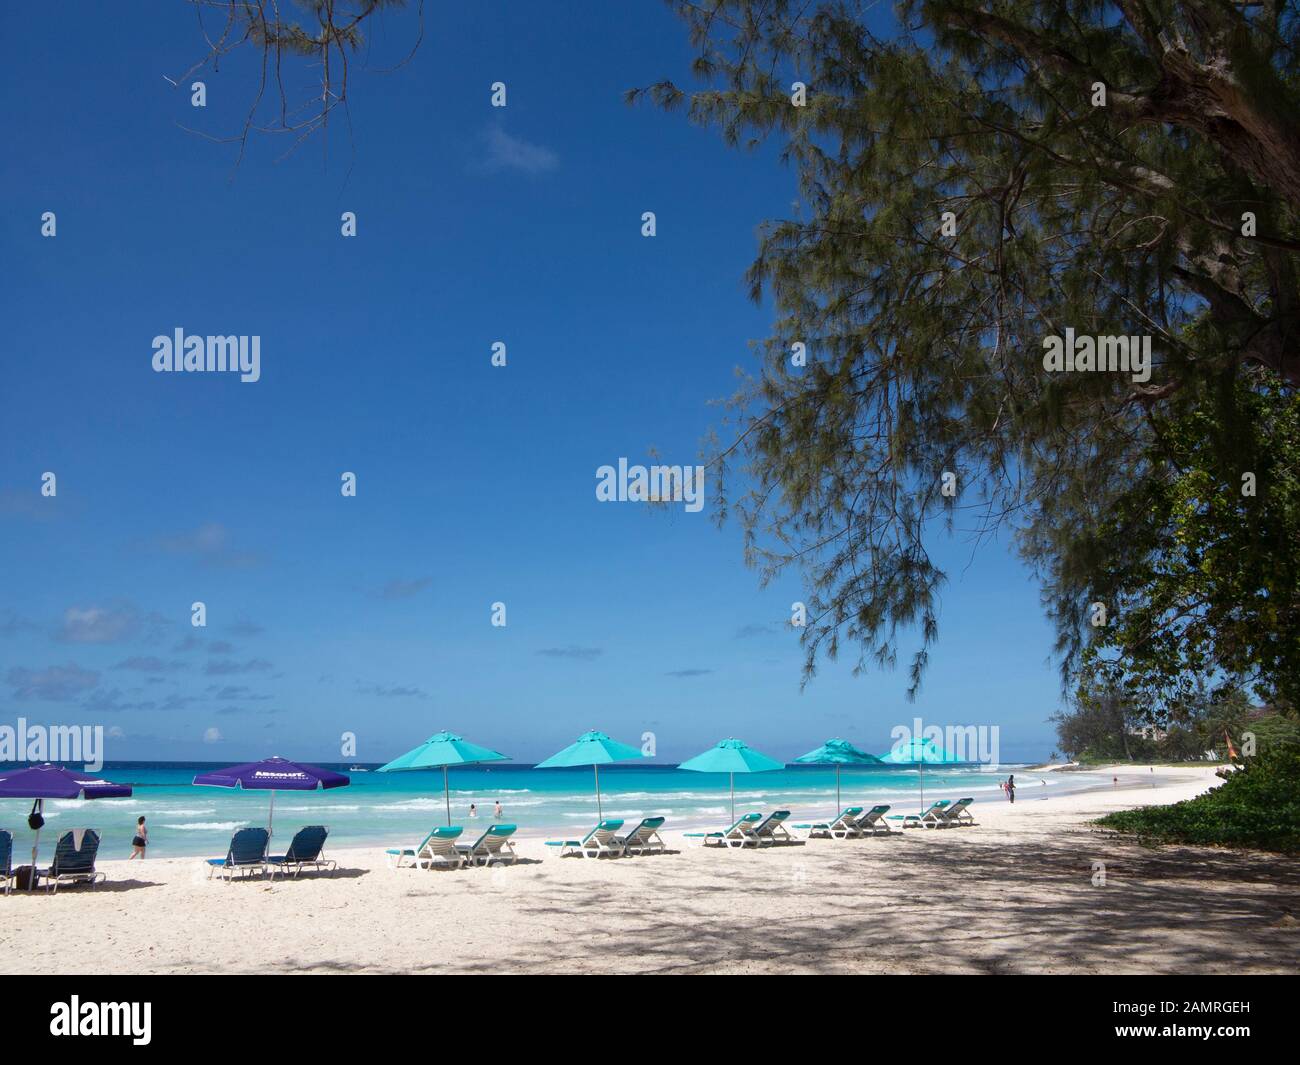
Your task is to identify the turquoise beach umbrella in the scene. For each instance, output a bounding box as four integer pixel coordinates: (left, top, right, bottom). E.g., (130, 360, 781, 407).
(878, 736, 962, 808)
(793, 738, 883, 815)
(678, 738, 784, 824)
(378, 730, 510, 827)
(535, 730, 646, 821)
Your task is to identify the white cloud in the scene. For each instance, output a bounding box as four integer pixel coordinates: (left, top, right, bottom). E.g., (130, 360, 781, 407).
(158, 522, 229, 554)
(57, 605, 140, 644)
(6, 663, 100, 701)
(203, 727, 222, 744)
(153, 523, 260, 569)
(479, 127, 559, 174)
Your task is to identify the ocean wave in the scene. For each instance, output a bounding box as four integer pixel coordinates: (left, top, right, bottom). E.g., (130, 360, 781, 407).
(447, 789, 531, 796)
(377, 798, 545, 813)
(146, 807, 216, 816)
(447, 792, 595, 805)
(596, 790, 776, 802)
(159, 821, 248, 831)
(47, 798, 137, 809)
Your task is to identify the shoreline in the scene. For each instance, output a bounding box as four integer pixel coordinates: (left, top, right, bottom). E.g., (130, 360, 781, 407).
(430, 764, 1208, 842)
(5, 762, 1296, 975)
(9, 762, 1173, 859)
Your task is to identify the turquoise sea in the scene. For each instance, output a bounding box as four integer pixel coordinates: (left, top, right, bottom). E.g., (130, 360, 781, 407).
(0, 761, 1104, 859)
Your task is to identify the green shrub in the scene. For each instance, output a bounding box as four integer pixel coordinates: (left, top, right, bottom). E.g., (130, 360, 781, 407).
(1096, 745, 1300, 852)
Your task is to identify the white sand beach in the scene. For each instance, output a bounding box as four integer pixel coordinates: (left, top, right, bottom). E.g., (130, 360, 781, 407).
(2, 766, 1296, 974)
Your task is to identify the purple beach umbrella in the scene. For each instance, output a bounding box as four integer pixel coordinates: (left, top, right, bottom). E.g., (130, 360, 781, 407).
(0, 763, 133, 892)
(193, 756, 349, 840)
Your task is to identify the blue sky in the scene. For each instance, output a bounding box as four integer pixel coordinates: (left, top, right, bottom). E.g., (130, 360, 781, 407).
(0, 2, 1067, 763)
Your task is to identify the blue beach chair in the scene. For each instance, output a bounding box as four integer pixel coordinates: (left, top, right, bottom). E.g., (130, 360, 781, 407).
(752, 810, 796, 845)
(42, 829, 106, 893)
(795, 806, 866, 840)
(685, 812, 763, 848)
(932, 797, 976, 827)
(545, 819, 625, 858)
(887, 800, 950, 829)
(268, 825, 337, 878)
(386, 826, 466, 869)
(616, 816, 667, 855)
(856, 804, 894, 834)
(0, 830, 13, 896)
(456, 824, 518, 867)
(206, 827, 270, 881)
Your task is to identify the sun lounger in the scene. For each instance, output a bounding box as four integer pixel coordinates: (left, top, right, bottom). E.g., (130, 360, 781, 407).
(795, 806, 866, 839)
(887, 800, 950, 828)
(752, 809, 796, 845)
(684, 812, 762, 848)
(386, 826, 466, 869)
(268, 825, 338, 877)
(616, 816, 667, 855)
(932, 797, 976, 826)
(0, 830, 13, 896)
(545, 819, 625, 858)
(856, 804, 893, 834)
(457, 823, 518, 867)
(206, 827, 270, 880)
(41, 829, 106, 892)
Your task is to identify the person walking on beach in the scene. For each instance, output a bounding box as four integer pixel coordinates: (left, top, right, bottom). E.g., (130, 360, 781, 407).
(1005, 774, 1016, 804)
(493, 800, 503, 819)
(128, 816, 147, 859)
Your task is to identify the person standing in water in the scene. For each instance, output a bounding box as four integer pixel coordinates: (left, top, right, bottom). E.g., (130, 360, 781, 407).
(469, 803, 478, 818)
(128, 816, 147, 859)
(493, 800, 503, 819)
(1005, 775, 1016, 804)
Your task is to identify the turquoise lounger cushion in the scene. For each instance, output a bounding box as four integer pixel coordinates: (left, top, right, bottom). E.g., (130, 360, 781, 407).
(546, 820, 624, 848)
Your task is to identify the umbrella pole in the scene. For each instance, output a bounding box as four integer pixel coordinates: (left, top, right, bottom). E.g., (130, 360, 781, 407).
(268, 789, 275, 841)
(730, 772, 735, 824)
(836, 764, 841, 816)
(28, 799, 42, 893)
(444, 766, 451, 827)
(594, 764, 602, 821)
(919, 762, 924, 809)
